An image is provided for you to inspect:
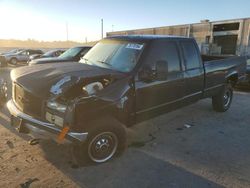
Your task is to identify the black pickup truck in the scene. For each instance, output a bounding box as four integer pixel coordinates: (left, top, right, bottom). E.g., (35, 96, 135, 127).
(7, 35, 246, 164)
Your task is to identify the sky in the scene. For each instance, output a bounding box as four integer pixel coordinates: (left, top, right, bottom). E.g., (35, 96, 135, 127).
(0, 0, 249, 42)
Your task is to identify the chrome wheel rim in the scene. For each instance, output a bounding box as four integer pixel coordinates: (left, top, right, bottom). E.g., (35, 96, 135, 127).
(88, 132, 118, 163)
(224, 90, 231, 107)
(11, 59, 17, 64)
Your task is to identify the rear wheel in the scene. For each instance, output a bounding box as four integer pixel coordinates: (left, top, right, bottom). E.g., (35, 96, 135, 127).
(212, 83, 233, 112)
(72, 117, 127, 165)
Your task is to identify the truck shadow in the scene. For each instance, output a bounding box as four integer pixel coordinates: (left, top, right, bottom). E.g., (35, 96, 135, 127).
(39, 140, 224, 188)
(38, 91, 250, 188)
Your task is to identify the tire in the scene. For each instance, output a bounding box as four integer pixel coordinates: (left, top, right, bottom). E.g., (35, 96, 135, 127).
(212, 83, 233, 112)
(72, 117, 127, 165)
(10, 58, 17, 65)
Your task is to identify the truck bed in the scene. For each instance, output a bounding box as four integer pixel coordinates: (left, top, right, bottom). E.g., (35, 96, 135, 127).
(202, 55, 247, 97)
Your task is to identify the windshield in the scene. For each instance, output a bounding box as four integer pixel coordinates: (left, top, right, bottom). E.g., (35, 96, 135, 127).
(59, 47, 81, 58)
(8, 49, 19, 53)
(79, 40, 144, 73)
(43, 50, 56, 56)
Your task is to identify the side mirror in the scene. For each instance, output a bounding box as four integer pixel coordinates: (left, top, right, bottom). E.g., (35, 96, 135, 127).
(138, 66, 156, 82)
(156, 60, 168, 80)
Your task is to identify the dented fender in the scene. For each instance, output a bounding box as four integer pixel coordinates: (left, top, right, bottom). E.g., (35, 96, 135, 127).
(63, 77, 136, 131)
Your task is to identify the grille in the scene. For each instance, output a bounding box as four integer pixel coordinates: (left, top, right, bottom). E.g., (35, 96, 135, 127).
(14, 83, 42, 118)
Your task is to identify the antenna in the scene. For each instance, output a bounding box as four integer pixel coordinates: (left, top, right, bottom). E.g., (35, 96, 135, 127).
(101, 19, 104, 39)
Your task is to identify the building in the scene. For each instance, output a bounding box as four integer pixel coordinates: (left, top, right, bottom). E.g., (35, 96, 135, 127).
(107, 18, 250, 56)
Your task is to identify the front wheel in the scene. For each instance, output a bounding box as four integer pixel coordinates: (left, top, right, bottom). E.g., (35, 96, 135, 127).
(72, 118, 127, 165)
(212, 83, 233, 112)
(10, 58, 18, 65)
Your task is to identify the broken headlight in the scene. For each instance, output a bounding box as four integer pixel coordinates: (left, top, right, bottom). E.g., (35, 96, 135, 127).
(82, 82, 104, 95)
(47, 101, 67, 113)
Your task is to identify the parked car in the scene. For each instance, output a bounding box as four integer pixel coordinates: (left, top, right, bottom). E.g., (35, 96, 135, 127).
(0, 48, 24, 55)
(28, 46, 91, 65)
(0, 49, 25, 67)
(28, 49, 65, 62)
(7, 35, 246, 164)
(0, 49, 43, 67)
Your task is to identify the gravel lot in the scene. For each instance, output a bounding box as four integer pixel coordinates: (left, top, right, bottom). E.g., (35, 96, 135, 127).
(0, 67, 250, 188)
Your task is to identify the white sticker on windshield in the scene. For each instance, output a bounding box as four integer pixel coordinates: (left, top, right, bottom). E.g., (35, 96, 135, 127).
(126, 43, 143, 50)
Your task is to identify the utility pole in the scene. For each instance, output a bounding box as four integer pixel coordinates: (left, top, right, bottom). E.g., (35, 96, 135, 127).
(66, 22, 69, 41)
(101, 19, 104, 39)
(66, 22, 69, 47)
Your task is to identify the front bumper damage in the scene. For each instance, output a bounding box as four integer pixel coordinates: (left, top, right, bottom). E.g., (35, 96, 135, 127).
(7, 100, 88, 143)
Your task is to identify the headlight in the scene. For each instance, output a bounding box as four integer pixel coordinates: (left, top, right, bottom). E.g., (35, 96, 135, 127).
(82, 82, 103, 95)
(47, 101, 67, 113)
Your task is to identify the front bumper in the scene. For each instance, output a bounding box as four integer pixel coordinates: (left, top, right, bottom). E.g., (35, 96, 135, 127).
(7, 100, 88, 143)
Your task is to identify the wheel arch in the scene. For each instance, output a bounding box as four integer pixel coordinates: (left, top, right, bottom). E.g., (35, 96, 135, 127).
(226, 72, 238, 86)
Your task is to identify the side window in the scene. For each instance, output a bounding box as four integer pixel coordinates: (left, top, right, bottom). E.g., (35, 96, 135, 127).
(21, 51, 27, 55)
(181, 41, 200, 70)
(145, 40, 181, 73)
(80, 48, 90, 57)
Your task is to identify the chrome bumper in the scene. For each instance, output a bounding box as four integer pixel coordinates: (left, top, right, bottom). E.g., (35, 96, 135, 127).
(7, 100, 88, 143)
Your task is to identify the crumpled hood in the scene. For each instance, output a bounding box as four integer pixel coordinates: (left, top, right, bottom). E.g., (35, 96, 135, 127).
(11, 62, 125, 99)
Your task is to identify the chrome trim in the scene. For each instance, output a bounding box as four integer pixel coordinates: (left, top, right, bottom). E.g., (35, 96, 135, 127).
(238, 75, 246, 81)
(7, 100, 88, 143)
(204, 84, 223, 91)
(136, 91, 202, 115)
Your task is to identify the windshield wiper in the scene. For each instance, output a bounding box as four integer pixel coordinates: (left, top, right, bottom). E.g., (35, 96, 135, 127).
(81, 58, 91, 64)
(97, 60, 112, 68)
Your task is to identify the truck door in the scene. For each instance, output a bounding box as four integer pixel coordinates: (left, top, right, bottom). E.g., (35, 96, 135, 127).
(135, 40, 185, 121)
(180, 40, 204, 102)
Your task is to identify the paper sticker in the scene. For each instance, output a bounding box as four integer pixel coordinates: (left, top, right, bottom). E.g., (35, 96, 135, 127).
(126, 43, 143, 50)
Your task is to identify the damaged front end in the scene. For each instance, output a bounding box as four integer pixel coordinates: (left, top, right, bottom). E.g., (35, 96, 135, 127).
(44, 75, 115, 130)
(8, 57, 131, 144)
(7, 75, 115, 144)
